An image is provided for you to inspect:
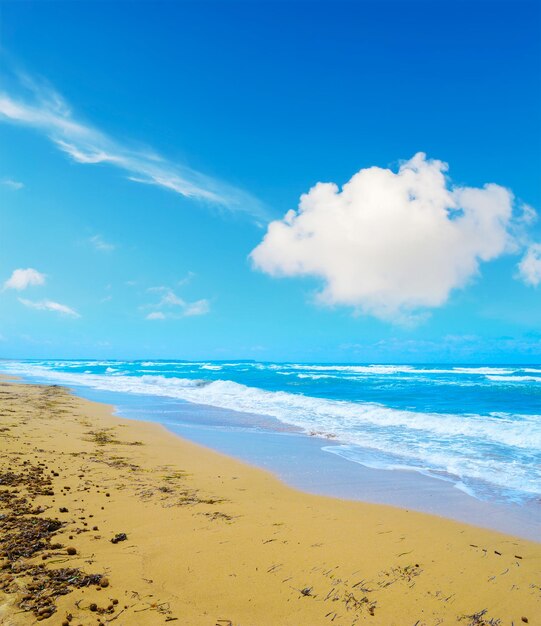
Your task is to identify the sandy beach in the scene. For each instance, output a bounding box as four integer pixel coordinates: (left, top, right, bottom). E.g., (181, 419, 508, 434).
(0, 379, 539, 626)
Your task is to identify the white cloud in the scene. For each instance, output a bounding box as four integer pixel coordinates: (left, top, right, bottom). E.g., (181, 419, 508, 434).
(89, 234, 115, 252)
(0, 70, 266, 220)
(158, 289, 185, 307)
(518, 243, 541, 286)
(183, 299, 211, 317)
(251, 153, 523, 321)
(1, 178, 23, 190)
(146, 311, 166, 320)
(19, 298, 80, 318)
(177, 271, 195, 287)
(145, 286, 210, 319)
(4, 268, 46, 290)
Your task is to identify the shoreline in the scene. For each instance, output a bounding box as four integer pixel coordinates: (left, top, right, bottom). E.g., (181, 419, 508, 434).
(122, 397, 541, 542)
(8, 371, 541, 542)
(1, 379, 540, 625)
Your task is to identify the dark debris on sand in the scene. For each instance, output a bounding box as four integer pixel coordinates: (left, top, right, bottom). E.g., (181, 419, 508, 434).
(0, 463, 106, 621)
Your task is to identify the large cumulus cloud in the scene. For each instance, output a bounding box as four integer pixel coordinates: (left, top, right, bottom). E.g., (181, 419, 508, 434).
(251, 153, 524, 320)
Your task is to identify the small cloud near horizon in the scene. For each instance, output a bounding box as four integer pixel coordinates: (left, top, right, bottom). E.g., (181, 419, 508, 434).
(145, 286, 210, 320)
(4, 268, 46, 291)
(89, 234, 115, 252)
(18, 297, 80, 318)
(1, 177, 24, 190)
(146, 311, 166, 320)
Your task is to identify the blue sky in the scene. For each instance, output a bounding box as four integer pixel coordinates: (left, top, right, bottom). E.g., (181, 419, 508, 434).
(0, 0, 540, 363)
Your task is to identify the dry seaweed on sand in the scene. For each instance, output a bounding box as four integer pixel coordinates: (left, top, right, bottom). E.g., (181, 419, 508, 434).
(460, 608, 502, 626)
(0, 462, 107, 621)
(1, 515, 63, 560)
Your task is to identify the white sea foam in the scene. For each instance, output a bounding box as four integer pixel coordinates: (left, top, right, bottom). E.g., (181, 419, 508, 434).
(296, 373, 335, 380)
(486, 375, 541, 383)
(451, 367, 516, 375)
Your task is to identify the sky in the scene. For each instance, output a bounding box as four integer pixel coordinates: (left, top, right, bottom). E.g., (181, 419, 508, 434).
(0, 0, 540, 363)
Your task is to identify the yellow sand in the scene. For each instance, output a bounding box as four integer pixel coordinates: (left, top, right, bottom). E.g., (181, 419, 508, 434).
(0, 380, 539, 626)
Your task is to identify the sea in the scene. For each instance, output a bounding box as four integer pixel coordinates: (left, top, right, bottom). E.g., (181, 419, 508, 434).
(3, 359, 540, 538)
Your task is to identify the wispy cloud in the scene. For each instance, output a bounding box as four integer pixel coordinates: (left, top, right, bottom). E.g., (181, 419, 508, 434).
(4, 268, 46, 290)
(19, 298, 80, 318)
(0, 69, 267, 221)
(145, 286, 210, 320)
(89, 234, 115, 252)
(1, 177, 23, 190)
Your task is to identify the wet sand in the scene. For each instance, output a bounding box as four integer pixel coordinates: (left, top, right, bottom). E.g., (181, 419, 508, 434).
(0, 379, 539, 625)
